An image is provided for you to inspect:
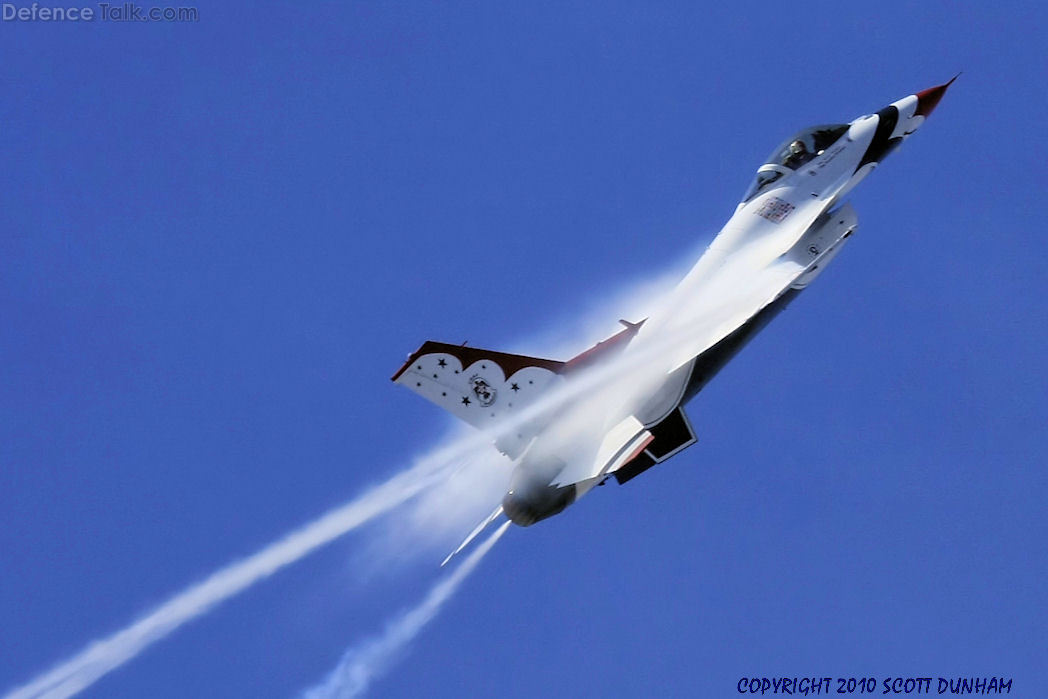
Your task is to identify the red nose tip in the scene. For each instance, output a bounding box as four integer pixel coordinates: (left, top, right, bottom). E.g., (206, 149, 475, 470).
(915, 74, 959, 117)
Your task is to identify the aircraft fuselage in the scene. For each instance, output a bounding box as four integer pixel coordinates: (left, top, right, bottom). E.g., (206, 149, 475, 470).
(499, 81, 954, 526)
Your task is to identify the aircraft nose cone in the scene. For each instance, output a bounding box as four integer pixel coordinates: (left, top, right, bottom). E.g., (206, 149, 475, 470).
(915, 74, 958, 117)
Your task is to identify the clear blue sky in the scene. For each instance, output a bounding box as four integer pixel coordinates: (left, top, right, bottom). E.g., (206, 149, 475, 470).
(2, 2, 1046, 697)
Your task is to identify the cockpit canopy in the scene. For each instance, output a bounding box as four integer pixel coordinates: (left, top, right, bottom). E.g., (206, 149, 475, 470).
(742, 123, 850, 202)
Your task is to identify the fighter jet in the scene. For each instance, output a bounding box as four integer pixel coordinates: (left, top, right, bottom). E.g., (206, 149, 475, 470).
(392, 79, 955, 562)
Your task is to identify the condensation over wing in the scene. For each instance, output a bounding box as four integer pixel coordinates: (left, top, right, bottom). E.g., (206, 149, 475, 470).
(392, 342, 566, 458)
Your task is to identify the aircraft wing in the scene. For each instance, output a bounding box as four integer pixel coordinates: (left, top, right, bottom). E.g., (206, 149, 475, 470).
(660, 206, 857, 373)
(550, 207, 858, 487)
(666, 261, 806, 372)
(542, 256, 800, 488)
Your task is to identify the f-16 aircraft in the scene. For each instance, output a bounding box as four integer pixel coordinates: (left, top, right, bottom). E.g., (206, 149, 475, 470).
(392, 79, 955, 563)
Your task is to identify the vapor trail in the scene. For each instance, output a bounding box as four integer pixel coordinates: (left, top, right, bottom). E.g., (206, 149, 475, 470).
(4, 446, 475, 699)
(9, 232, 809, 699)
(301, 521, 512, 699)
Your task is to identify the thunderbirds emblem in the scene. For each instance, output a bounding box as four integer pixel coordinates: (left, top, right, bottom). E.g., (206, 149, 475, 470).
(469, 375, 497, 407)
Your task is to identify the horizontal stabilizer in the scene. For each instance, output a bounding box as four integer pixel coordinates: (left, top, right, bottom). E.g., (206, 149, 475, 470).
(552, 415, 653, 487)
(614, 407, 697, 484)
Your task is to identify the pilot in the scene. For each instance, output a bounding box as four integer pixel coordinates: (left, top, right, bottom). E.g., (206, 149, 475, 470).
(784, 139, 809, 168)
